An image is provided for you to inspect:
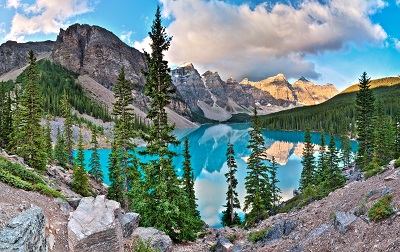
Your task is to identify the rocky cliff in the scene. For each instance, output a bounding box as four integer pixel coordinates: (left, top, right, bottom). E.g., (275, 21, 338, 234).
(0, 40, 54, 76)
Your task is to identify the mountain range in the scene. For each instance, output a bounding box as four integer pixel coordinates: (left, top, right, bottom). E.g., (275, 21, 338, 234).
(0, 23, 338, 126)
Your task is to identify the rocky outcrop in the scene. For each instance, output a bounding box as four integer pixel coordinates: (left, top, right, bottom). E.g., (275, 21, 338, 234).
(292, 77, 338, 105)
(132, 227, 172, 252)
(51, 24, 146, 89)
(262, 220, 297, 245)
(215, 235, 234, 252)
(0, 40, 54, 76)
(0, 206, 47, 252)
(67, 195, 123, 252)
(118, 213, 140, 238)
(334, 211, 358, 234)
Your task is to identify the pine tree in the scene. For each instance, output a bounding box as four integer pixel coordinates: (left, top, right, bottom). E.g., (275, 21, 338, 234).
(323, 133, 345, 190)
(394, 117, 400, 159)
(89, 127, 103, 183)
(10, 50, 47, 171)
(137, 6, 195, 241)
(340, 130, 352, 168)
(107, 138, 124, 204)
(61, 90, 74, 165)
(315, 132, 327, 184)
(244, 108, 270, 226)
(54, 127, 68, 167)
(0, 82, 12, 149)
(108, 67, 140, 211)
(299, 129, 315, 190)
(269, 156, 282, 214)
(355, 72, 375, 169)
(72, 126, 90, 196)
(221, 139, 241, 227)
(44, 116, 53, 163)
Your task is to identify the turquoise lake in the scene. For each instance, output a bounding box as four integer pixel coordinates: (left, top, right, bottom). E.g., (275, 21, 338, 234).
(79, 123, 358, 228)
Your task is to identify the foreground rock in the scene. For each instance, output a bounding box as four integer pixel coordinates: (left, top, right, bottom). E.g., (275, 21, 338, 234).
(0, 206, 47, 252)
(68, 195, 123, 252)
(132, 227, 172, 252)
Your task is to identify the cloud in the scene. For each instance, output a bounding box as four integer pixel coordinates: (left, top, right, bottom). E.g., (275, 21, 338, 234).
(0, 22, 6, 34)
(5, 0, 95, 42)
(133, 36, 152, 53)
(397, 0, 400, 6)
(393, 38, 400, 52)
(139, 0, 388, 81)
(120, 30, 134, 46)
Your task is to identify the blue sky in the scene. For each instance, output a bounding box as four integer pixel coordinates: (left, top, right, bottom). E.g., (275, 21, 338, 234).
(0, 0, 399, 91)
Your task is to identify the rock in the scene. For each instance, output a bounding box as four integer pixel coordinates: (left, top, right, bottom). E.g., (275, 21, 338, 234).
(293, 189, 301, 196)
(117, 212, 140, 238)
(334, 211, 358, 234)
(57, 198, 73, 215)
(132, 227, 172, 252)
(215, 235, 233, 252)
(0, 206, 47, 252)
(48, 233, 55, 251)
(263, 220, 297, 245)
(384, 172, 398, 181)
(67, 198, 81, 210)
(382, 187, 392, 196)
(346, 171, 362, 183)
(68, 195, 123, 252)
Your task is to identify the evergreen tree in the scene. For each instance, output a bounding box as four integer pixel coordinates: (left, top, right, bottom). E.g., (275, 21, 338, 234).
(44, 116, 53, 163)
(72, 126, 90, 196)
(89, 127, 103, 183)
(315, 132, 327, 184)
(244, 108, 270, 226)
(61, 90, 74, 165)
(107, 138, 124, 205)
(299, 129, 315, 190)
(54, 127, 68, 167)
(221, 139, 241, 227)
(355, 72, 375, 169)
(323, 133, 345, 190)
(10, 50, 47, 171)
(0, 82, 12, 149)
(340, 130, 352, 168)
(137, 6, 195, 241)
(268, 156, 282, 214)
(108, 67, 140, 211)
(394, 117, 400, 159)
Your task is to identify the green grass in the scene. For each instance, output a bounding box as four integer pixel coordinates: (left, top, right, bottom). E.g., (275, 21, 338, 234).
(248, 228, 269, 243)
(368, 194, 395, 221)
(364, 166, 384, 179)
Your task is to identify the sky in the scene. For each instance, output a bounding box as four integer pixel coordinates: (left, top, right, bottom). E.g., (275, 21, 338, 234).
(0, 0, 399, 91)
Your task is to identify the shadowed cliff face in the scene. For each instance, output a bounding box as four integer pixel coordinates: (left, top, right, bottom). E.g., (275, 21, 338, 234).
(0, 40, 54, 76)
(51, 24, 147, 89)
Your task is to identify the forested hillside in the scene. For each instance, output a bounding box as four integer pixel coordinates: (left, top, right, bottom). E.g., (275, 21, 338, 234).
(260, 77, 400, 134)
(16, 60, 111, 122)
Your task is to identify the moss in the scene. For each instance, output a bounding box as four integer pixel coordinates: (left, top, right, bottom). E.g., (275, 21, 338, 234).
(367, 194, 395, 221)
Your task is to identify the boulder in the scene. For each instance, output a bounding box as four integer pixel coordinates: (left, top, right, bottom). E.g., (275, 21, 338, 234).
(67, 198, 81, 210)
(117, 212, 140, 238)
(334, 211, 357, 234)
(132, 227, 172, 252)
(0, 206, 47, 252)
(68, 195, 123, 252)
(262, 220, 297, 245)
(215, 235, 233, 252)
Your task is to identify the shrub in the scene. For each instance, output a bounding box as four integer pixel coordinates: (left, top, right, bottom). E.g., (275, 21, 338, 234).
(0, 169, 34, 190)
(228, 234, 237, 243)
(125, 238, 160, 252)
(394, 158, 400, 168)
(33, 183, 65, 199)
(368, 194, 395, 221)
(0, 160, 46, 185)
(364, 167, 383, 179)
(248, 228, 268, 243)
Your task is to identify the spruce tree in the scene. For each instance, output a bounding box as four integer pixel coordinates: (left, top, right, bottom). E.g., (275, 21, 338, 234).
(394, 117, 400, 159)
(355, 72, 375, 169)
(44, 117, 53, 163)
(340, 130, 352, 168)
(315, 132, 327, 184)
(107, 138, 124, 204)
(299, 129, 315, 190)
(54, 127, 68, 167)
(221, 139, 241, 227)
(244, 108, 270, 226)
(180, 137, 203, 232)
(72, 126, 90, 196)
(108, 67, 140, 211)
(89, 127, 103, 183)
(269, 156, 282, 214)
(323, 133, 345, 190)
(137, 6, 195, 241)
(0, 82, 12, 149)
(10, 50, 47, 171)
(61, 90, 74, 165)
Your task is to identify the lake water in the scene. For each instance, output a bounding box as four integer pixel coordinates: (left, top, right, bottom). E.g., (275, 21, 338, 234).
(79, 123, 358, 228)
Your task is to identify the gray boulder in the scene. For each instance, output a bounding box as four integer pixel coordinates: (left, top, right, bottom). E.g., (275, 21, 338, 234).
(132, 227, 172, 252)
(334, 211, 357, 234)
(117, 212, 140, 238)
(263, 220, 297, 245)
(215, 235, 233, 252)
(0, 206, 47, 252)
(68, 195, 123, 252)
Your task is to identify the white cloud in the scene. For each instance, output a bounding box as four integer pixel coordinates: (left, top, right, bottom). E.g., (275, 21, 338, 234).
(0, 22, 6, 34)
(147, 0, 388, 81)
(6, 0, 21, 9)
(133, 36, 152, 53)
(5, 0, 95, 41)
(397, 0, 400, 6)
(393, 38, 400, 52)
(120, 30, 134, 46)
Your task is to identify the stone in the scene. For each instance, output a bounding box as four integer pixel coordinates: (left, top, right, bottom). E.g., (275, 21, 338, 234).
(132, 227, 172, 252)
(382, 187, 392, 196)
(384, 173, 398, 181)
(263, 220, 297, 245)
(215, 235, 233, 252)
(67, 198, 81, 210)
(0, 206, 47, 252)
(57, 198, 73, 215)
(48, 234, 55, 251)
(117, 212, 140, 238)
(68, 195, 123, 252)
(334, 211, 358, 234)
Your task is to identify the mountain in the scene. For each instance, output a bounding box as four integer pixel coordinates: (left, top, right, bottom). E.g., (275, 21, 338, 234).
(0, 23, 339, 125)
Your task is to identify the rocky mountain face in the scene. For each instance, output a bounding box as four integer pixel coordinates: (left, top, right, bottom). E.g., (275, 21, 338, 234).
(0, 40, 54, 76)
